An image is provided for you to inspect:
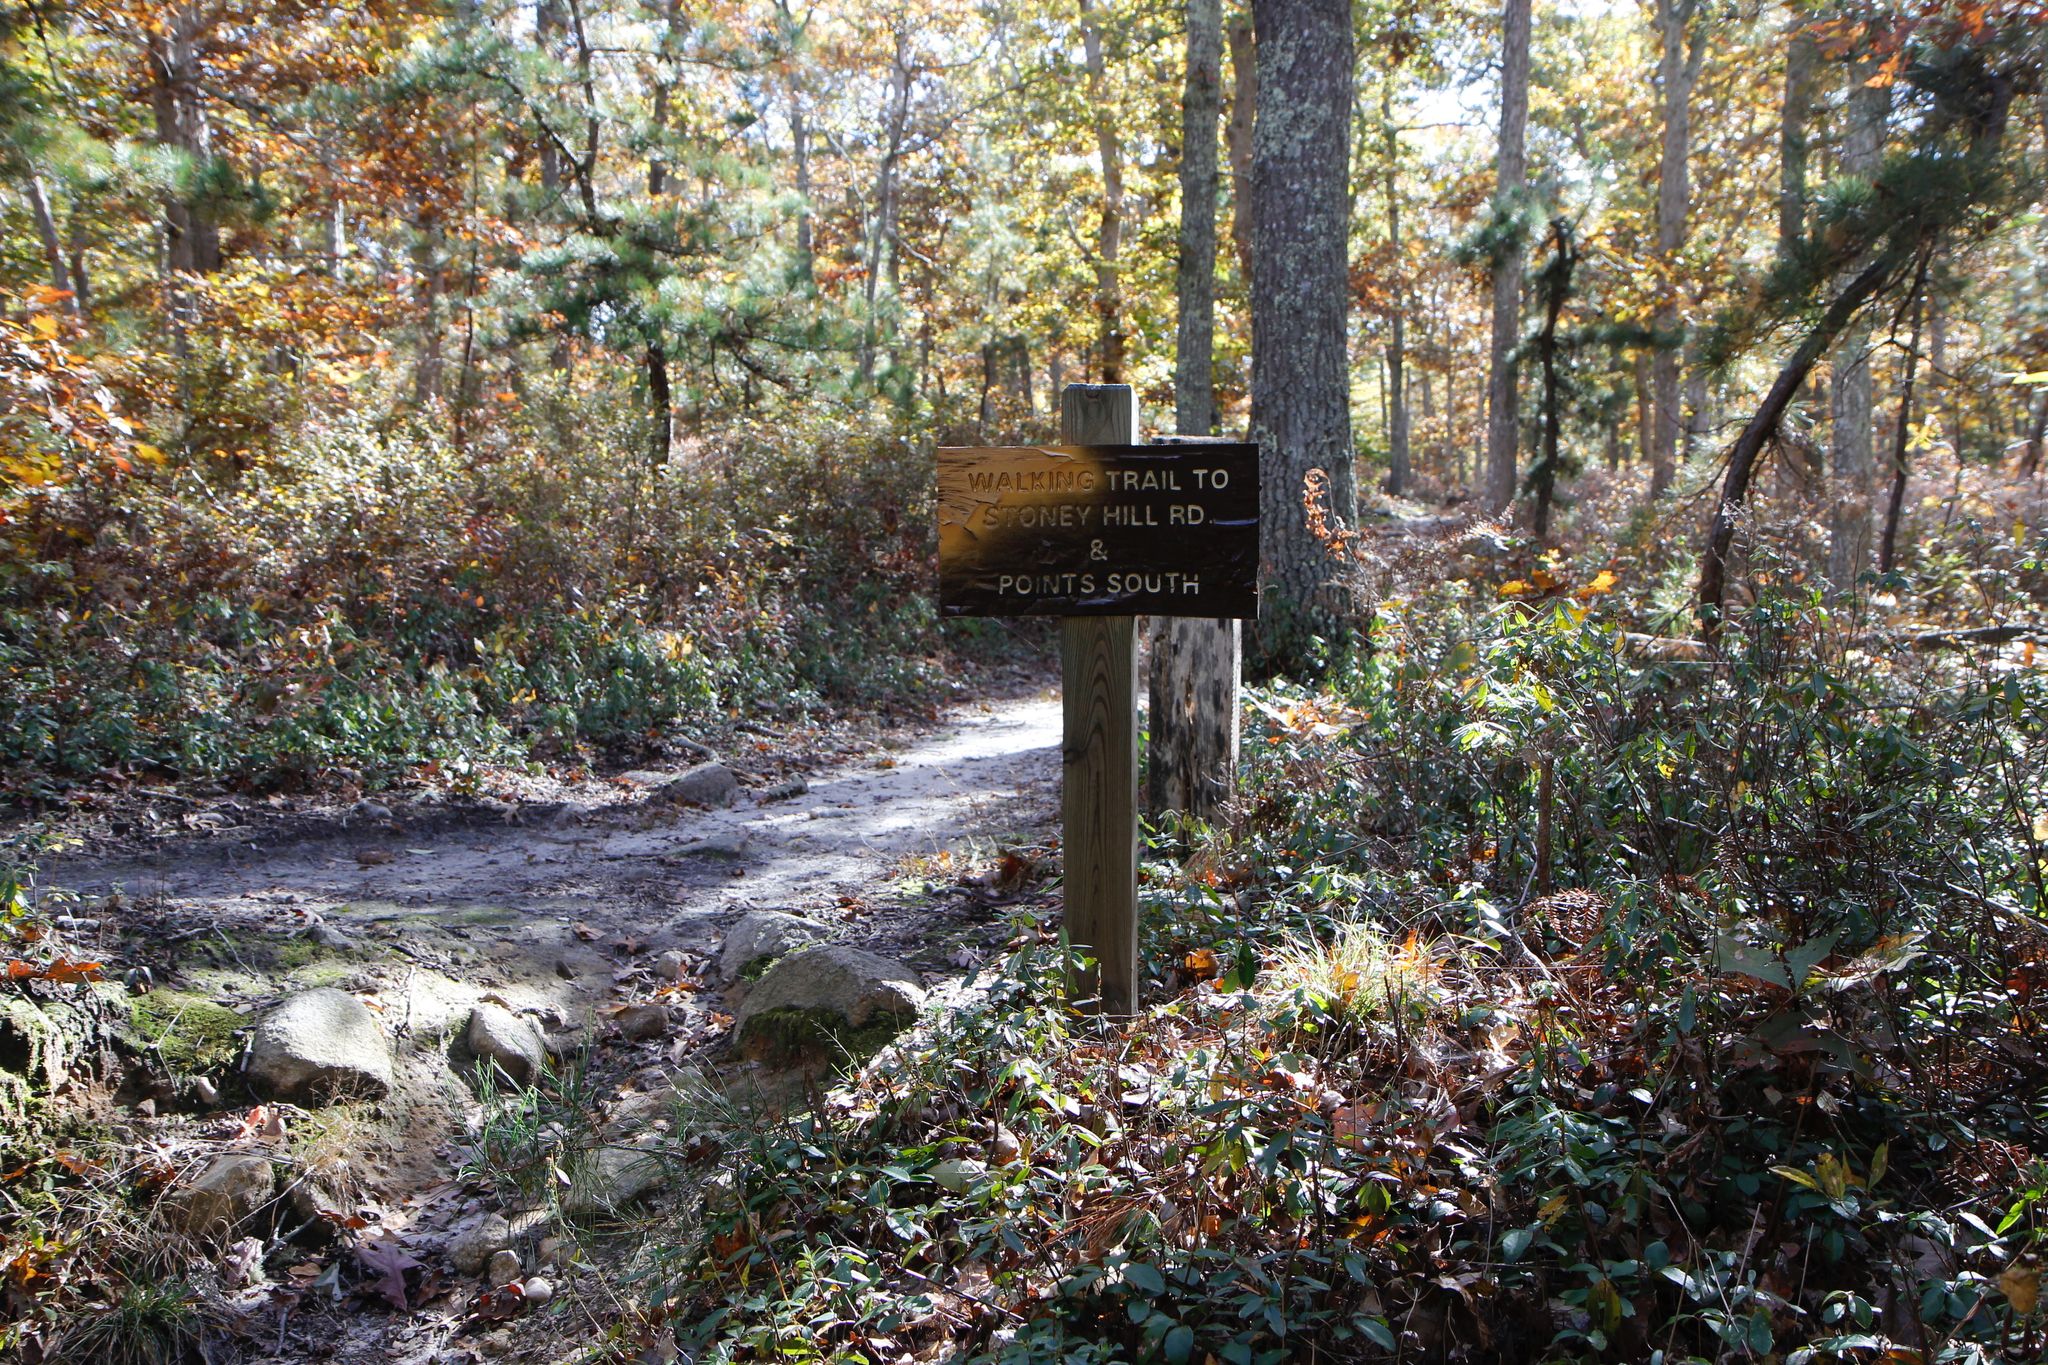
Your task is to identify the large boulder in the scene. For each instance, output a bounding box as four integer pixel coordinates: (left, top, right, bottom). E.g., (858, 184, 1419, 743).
(734, 946, 926, 1064)
(718, 911, 834, 982)
(170, 1154, 275, 1242)
(465, 1003, 548, 1087)
(247, 988, 392, 1101)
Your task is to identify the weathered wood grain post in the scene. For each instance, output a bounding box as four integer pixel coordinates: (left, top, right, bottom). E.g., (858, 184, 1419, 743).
(1148, 436, 1241, 829)
(1059, 383, 1139, 1016)
(935, 389, 1258, 1021)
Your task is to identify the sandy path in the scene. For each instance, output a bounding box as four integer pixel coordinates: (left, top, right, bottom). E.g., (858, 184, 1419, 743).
(31, 689, 1064, 1362)
(56, 692, 1062, 1024)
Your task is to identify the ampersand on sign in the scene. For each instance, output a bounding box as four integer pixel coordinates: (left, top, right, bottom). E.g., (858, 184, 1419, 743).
(1089, 539, 1107, 562)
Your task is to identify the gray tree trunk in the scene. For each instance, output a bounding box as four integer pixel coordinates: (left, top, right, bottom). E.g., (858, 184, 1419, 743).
(1825, 59, 1890, 594)
(1081, 0, 1126, 382)
(1383, 82, 1411, 496)
(858, 27, 912, 386)
(1649, 0, 1702, 502)
(1175, 0, 1221, 438)
(24, 174, 78, 312)
(149, 7, 221, 278)
(1151, 0, 1239, 825)
(413, 226, 444, 406)
(1483, 0, 1530, 513)
(792, 94, 814, 281)
(1225, 18, 1257, 290)
(1249, 0, 1354, 673)
(1778, 27, 1816, 256)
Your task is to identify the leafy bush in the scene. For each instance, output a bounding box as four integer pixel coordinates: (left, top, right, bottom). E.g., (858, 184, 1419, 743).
(658, 563, 2047, 1364)
(1, 392, 962, 801)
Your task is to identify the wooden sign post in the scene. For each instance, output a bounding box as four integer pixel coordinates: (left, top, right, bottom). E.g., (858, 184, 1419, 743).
(937, 384, 1259, 1016)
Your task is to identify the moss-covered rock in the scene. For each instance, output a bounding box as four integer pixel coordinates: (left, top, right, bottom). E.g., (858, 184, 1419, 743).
(732, 945, 927, 1067)
(129, 991, 246, 1074)
(734, 1005, 916, 1068)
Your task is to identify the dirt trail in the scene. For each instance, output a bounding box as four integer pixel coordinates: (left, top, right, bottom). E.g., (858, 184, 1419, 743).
(60, 690, 1060, 990)
(34, 686, 1064, 1362)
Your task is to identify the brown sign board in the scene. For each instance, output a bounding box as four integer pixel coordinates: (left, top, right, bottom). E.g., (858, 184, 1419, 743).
(937, 443, 1260, 618)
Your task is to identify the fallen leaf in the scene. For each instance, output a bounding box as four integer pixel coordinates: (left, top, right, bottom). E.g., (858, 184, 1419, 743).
(4, 956, 104, 984)
(355, 1235, 422, 1311)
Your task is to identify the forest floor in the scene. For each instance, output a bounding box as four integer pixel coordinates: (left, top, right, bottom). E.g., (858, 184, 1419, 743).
(14, 662, 1066, 1364)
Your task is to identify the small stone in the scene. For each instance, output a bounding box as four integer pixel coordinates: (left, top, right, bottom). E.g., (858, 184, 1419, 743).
(170, 1154, 275, 1241)
(306, 922, 357, 951)
(555, 958, 576, 980)
(680, 830, 750, 859)
(563, 1138, 665, 1216)
(613, 1004, 669, 1042)
(466, 1003, 549, 1087)
(519, 1276, 554, 1306)
(931, 1158, 988, 1194)
(652, 763, 740, 808)
(486, 1248, 523, 1287)
(480, 1329, 515, 1357)
(190, 1076, 219, 1107)
(135, 1097, 156, 1118)
(655, 950, 689, 983)
(353, 799, 394, 823)
(125, 966, 155, 995)
(449, 1212, 513, 1276)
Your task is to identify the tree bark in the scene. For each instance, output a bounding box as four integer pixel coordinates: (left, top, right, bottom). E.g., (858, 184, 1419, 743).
(1879, 264, 1929, 573)
(1175, 0, 1222, 438)
(1150, 0, 1238, 825)
(859, 26, 912, 386)
(1383, 82, 1411, 496)
(537, 0, 565, 203)
(1249, 0, 1354, 673)
(1778, 26, 1816, 256)
(149, 7, 222, 279)
(647, 342, 673, 465)
(1483, 0, 1531, 513)
(23, 173, 78, 312)
(1225, 17, 1256, 290)
(1649, 0, 1702, 502)
(792, 92, 815, 283)
(645, 0, 682, 197)
(1531, 220, 1576, 541)
(1698, 247, 1910, 638)
(412, 225, 444, 406)
(1081, 0, 1126, 383)
(2020, 391, 2045, 478)
(1824, 60, 1890, 595)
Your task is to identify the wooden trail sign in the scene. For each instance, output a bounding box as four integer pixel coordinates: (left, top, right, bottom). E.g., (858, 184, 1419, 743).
(938, 385, 1259, 1017)
(937, 443, 1260, 618)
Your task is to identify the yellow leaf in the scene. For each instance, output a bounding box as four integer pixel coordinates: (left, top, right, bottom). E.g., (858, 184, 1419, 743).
(1575, 569, 1619, 599)
(30, 315, 60, 339)
(133, 442, 168, 466)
